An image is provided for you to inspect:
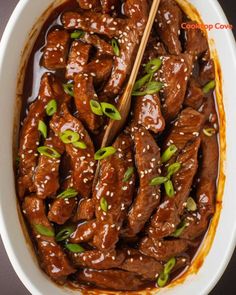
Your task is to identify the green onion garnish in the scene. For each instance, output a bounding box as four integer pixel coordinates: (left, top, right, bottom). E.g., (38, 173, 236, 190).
(101, 102, 121, 121)
(203, 128, 216, 137)
(37, 146, 61, 159)
(132, 81, 163, 96)
(34, 224, 54, 237)
(164, 180, 175, 197)
(145, 58, 162, 74)
(161, 145, 178, 163)
(123, 167, 134, 182)
(56, 226, 75, 242)
(71, 30, 85, 39)
(157, 272, 169, 288)
(203, 80, 216, 94)
(100, 197, 108, 212)
(90, 99, 103, 116)
(57, 188, 78, 199)
(73, 141, 87, 149)
(63, 83, 74, 97)
(46, 99, 57, 116)
(111, 38, 120, 56)
(164, 257, 176, 274)
(133, 74, 152, 91)
(171, 221, 186, 237)
(167, 162, 181, 179)
(38, 120, 47, 139)
(149, 176, 169, 186)
(60, 130, 80, 144)
(186, 197, 197, 211)
(94, 146, 117, 160)
(65, 243, 85, 253)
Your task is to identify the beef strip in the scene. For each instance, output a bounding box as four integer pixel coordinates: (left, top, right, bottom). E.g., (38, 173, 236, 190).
(69, 249, 125, 269)
(66, 40, 91, 80)
(140, 236, 189, 261)
(62, 11, 126, 38)
(198, 59, 215, 86)
(81, 32, 114, 56)
(184, 78, 204, 109)
(77, 269, 147, 291)
(50, 104, 95, 198)
(100, 0, 119, 14)
(22, 196, 75, 282)
(17, 73, 69, 199)
(160, 54, 193, 122)
(119, 249, 163, 280)
(133, 93, 165, 134)
(34, 132, 64, 199)
(93, 133, 135, 251)
(75, 198, 95, 221)
(155, 0, 183, 55)
(70, 220, 96, 243)
(77, 0, 101, 10)
(148, 138, 201, 239)
(74, 74, 103, 132)
(42, 29, 70, 70)
(184, 21, 208, 58)
(122, 125, 161, 237)
(180, 123, 218, 240)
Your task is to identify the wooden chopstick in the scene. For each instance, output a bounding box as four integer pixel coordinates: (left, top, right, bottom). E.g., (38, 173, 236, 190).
(101, 0, 161, 147)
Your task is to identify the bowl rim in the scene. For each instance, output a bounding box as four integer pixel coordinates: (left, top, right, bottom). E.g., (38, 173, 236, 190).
(0, 1, 236, 295)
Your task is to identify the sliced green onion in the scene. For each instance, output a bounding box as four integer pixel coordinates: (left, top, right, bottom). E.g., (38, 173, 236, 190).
(203, 80, 216, 94)
(150, 176, 169, 186)
(164, 257, 176, 274)
(123, 167, 134, 182)
(100, 197, 108, 212)
(34, 224, 54, 237)
(167, 162, 181, 179)
(186, 197, 197, 211)
(60, 130, 80, 144)
(90, 99, 103, 116)
(132, 81, 163, 96)
(37, 146, 61, 159)
(164, 180, 175, 197)
(73, 141, 87, 149)
(56, 226, 75, 242)
(161, 145, 178, 163)
(111, 38, 120, 56)
(38, 120, 47, 139)
(157, 272, 169, 288)
(145, 58, 162, 74)
(71, 30, 85, 39)
(63, 83, 74, 97)
(57, 188, 78, 199)
(203, 128, 216, 137)
(171, 221, 186, 237)
(101, 102, 121, 121)
(133, 74, 152, 91)
(65, 243, 85, 253)
(46, 99, 57, 116)
(94, 146, 116, 160)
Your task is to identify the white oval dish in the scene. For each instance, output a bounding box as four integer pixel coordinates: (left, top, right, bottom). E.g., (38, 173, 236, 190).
(0, 1, 236, 295)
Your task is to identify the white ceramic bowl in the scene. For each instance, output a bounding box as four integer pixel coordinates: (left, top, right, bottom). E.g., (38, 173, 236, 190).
(0, 1, 236, 294)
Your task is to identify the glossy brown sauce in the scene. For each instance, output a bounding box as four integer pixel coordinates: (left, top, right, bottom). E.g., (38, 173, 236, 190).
(17, 0, 225, 293)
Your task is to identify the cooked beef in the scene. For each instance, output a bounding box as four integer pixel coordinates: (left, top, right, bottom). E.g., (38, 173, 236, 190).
(133, 93, 165, 134)
(199, 59, 215, 86)
(184, 78, 204, 109)
(74, 74, 103, 132)
(22, 196, 75, 282)
(42, 29, 70, 70)
(17, 73, 69, 199)
(75, 198, 95, 221)
(78, 269, 147, 291)
(93, 133, 135, 250)
(122, 125, 161, 237)
(66, 40, 91, 80)
(100, 0, 119, 14)
(155, 0, 183, 55)
(70, 220, 96, 243)
(81, 32, 114, 55)
(77, 0, 101, 10)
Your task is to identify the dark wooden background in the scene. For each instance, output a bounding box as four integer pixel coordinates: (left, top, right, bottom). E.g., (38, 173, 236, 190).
(0, 0, 235, 294)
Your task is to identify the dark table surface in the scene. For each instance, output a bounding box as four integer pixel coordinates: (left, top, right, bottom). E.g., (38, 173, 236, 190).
(0, 0, 235, 294)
